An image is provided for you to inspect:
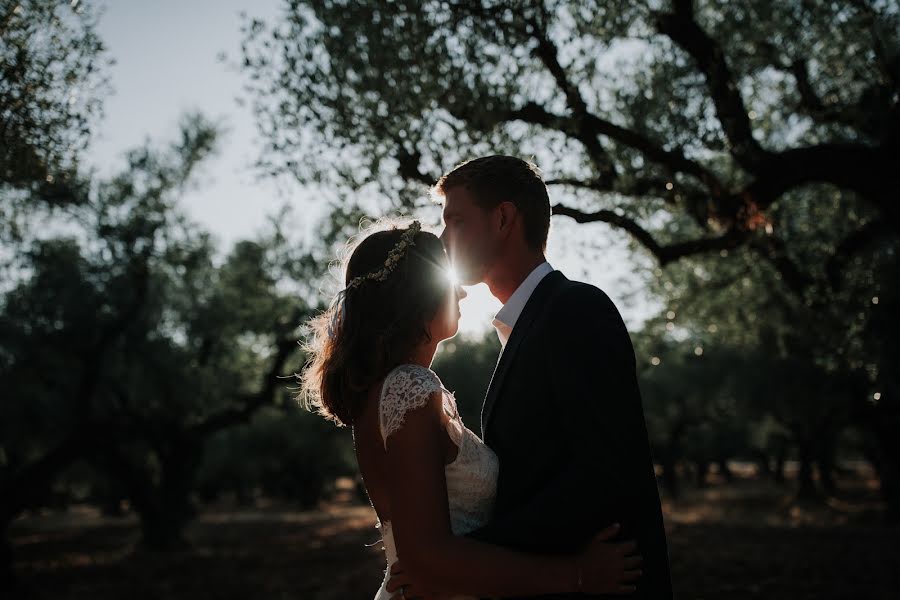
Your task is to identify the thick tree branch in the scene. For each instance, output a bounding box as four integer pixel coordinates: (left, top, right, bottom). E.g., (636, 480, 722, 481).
(791, 60, 829, 115)
(189, 334, 298, 436)
(656, 2, 899, 230)
(525, 11, 618, 181)
(499, 102, 726, 197)
(742, 143, 900, 232)
(414, 2, 900, 251)
(546, 175, 661, 196)
(395, 144, 434, 186)
(551, 203, 747, 265)
(656, 2, 771, 171)
(446, 2, 726, 198)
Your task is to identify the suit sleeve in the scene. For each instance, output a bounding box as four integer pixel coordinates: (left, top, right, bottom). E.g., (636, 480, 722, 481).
(464, 286, 642, 553)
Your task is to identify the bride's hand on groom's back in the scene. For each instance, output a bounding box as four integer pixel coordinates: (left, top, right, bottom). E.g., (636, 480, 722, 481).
(577, 523, 642, 595)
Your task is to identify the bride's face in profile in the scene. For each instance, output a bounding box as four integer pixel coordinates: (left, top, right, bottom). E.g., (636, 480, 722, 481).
(428, 255, 467, 342)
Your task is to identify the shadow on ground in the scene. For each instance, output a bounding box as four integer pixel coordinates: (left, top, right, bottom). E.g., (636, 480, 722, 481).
(9, 474, 900, 599)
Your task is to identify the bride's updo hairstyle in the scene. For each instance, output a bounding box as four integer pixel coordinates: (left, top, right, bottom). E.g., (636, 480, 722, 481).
(300, 218, 451, 426)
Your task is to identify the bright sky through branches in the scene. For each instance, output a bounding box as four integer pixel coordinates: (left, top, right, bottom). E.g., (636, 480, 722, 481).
(88, 0, 657, 336)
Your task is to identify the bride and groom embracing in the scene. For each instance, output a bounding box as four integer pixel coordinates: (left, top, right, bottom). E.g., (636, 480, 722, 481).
(301, 155, 673, 599)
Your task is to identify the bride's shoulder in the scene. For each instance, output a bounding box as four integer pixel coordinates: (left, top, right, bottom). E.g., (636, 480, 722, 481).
(378, 363, 444, 443)
(383, 363, 442, 390)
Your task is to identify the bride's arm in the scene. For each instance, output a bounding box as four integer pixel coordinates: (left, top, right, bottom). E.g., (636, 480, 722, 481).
(384, 389, 575, 596)
(383, 389, 633, 597)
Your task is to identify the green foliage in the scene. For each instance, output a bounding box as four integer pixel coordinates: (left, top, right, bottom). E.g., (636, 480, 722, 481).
(0, 112, 337, 539)
(0, 0, 110, 203)
(634, 180, 898, 500)
(241, 0, 899, 248)
(197, 404, 355, 509)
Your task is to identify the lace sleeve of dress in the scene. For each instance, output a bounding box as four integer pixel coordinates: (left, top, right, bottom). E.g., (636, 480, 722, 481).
(378, 364, 443, 449)
(442, 391, 465, 448)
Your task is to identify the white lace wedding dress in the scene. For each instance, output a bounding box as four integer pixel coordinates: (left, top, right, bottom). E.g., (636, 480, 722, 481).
(373, 364, 500, 600)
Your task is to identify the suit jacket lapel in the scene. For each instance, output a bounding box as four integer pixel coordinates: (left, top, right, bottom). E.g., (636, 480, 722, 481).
(481, 270, 566, 441)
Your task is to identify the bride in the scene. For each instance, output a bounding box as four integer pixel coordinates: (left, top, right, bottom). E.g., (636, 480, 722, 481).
(300, 219, 641, 599)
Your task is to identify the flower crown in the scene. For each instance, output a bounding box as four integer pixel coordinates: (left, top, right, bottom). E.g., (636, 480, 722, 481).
(345, 220, 422, 290)
(327, 221, 423, 340)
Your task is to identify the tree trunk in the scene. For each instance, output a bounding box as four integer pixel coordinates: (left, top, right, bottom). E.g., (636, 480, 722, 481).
(866, 428, 900, 524)
(877, 460, 900, 525)
(717, 458, 734, 483)
(129, 484, 195, 551)
(137, 441, 201, 550)
(0, 519, 14, 593)
(774, 449, 787, 484)
(660, 418, 687, 499)
(796, 442, 820, 501)
(816, 440, 838, 497)
(90, 435, 201, 551)
(695, 460, 710, 488)
(100, 495, 126, 517)
(0, 429, 102, 593)
(138, 505, 190, 550)
(753, 450, 772, 479)
(661, 455, 680, 499)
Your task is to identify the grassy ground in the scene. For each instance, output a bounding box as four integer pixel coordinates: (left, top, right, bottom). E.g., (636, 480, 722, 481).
(9, 470, 900, 599)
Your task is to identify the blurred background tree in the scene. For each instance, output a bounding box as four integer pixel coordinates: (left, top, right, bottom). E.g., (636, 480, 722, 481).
(636, 183, 898, 511)
(1, 0, 109, 215)
(0, 113, 315, 570)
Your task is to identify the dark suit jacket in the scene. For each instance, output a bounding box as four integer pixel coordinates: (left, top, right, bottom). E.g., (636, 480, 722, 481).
(465, 270, 673, 599)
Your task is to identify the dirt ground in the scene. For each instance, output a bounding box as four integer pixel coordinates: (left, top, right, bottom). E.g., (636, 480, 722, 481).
(8, 472, 900, 599)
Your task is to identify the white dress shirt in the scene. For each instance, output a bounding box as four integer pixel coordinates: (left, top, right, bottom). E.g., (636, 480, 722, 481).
(491, 261, 555, 348)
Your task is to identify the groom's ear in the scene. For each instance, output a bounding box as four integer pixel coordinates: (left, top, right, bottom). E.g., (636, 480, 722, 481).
(496, 201, 518, 236)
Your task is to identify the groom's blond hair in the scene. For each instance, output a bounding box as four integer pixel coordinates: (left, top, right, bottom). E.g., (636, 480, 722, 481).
(432, 155, 551, 252)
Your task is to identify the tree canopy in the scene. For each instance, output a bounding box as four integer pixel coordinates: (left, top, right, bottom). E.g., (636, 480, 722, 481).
(1, 0, 109, 203)
(241, 0, 900, 267)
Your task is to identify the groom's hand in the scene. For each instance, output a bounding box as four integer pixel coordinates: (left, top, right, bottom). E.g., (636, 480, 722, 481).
(387, 560, 450, 600)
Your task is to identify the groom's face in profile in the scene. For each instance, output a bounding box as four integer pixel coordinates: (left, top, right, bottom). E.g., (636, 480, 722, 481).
(439, 185, 498, 286)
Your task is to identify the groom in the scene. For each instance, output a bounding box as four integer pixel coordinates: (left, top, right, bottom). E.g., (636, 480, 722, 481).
(436, 155, 672, 599)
